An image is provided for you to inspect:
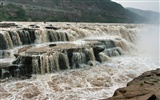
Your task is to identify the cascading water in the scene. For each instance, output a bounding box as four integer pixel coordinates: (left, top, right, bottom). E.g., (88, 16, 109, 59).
(0, 22, 159, 100)
(32, 56, 40, 74)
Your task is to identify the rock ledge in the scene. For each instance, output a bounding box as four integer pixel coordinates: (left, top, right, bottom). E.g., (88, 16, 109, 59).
(107, 68, 160, 100)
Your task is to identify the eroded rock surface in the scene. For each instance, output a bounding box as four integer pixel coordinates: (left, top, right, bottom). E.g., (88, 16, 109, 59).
(107, 68, 160, 100)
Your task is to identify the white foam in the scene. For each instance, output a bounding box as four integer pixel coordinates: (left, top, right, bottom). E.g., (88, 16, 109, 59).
(0, 23, 159, 100)
(1, 53, 159, 100)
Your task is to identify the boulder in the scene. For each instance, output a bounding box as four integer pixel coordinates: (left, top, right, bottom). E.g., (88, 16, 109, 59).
(107, 68, 160, 100)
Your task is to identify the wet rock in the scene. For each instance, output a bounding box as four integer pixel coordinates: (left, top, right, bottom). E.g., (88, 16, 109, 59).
(107, 68, 160, 100)
(29, 24, 40, 28)
(93, 45, 105, 54)
(93, 45, 105, 61)
(0, 23, 18, 28)
(0, 62, 33, 79)
(45, 26, 59, 30)
(148, 94, 159, 100)
(58, 53, 70, 70)
(49, 44, 57, 47)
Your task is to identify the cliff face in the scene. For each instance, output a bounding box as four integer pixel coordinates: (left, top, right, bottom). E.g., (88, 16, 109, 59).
(0, 0, 147, 23)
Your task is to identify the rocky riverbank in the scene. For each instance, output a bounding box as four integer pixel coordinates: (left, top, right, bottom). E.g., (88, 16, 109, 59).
(107, 68, 160, 100)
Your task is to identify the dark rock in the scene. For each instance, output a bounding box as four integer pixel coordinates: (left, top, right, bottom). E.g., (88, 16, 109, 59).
(148, 94, 159, 100)
(12, 56, 32, 65)
(93, 45, 105, 61)
(58, 53, 70, 70)
(45, 26, 59, 30)
(14, 54, 19, 58)
(0, 62, 33, 79)
(0, 69, 1, 78)
(29, 24, 40, 28)
(0, 23, 18, 28)
(49, 44, 57, 47)
(0, 33, 8, 50)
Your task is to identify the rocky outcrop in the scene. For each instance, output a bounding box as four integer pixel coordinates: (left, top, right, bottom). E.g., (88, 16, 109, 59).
(107, 68, 160, 100)
(0, 23, 18, 28)
(0, 38, 125, 79)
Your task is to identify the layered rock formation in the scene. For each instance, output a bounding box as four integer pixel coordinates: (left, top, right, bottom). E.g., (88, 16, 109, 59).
(0, 22, 137, 79)
(107, 68, 160, 100)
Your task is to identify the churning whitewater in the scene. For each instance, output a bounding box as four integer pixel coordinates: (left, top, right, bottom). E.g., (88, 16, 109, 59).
(0, 22, 159, 100)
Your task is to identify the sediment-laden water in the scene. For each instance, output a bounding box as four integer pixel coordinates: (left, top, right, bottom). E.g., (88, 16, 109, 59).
(0, 22, 159, 100)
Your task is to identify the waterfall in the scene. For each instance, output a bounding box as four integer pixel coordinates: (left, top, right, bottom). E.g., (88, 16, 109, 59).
(34, 30, 42, 43)
(52, 52, 60, 71)
(98, 52, 111, 63)
(58, 52, 70, 70)
(0, 23, 139, 79)
(48, 53, 57, 72)
(103, 40, 115, 49)
(17, 30, 35, 45)
(40, 54, 48, 74)
(32, 51, 70, 75)
(72, 52, 86, 69)
(84, 48, 95, 61)
(0, 32, 12, 50)
(8, 31, 22, 46)
(4, 31, 14, 49)
(0, 24, 137, 51)
(103, 47, 123, 57)
(46, 30, 71, 42)
(47, 30, 58, 42)
(32, 56, 40, 74)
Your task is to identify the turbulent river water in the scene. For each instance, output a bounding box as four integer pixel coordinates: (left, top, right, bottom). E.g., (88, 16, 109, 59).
(0, 22, 159, 100)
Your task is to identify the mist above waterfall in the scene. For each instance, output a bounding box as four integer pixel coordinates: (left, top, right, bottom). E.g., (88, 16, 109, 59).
(136, 25, 159, 61)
